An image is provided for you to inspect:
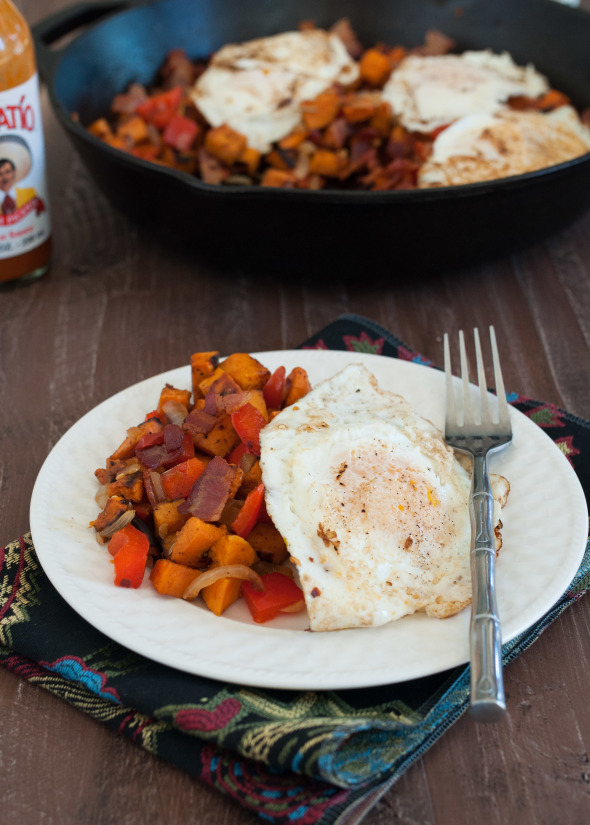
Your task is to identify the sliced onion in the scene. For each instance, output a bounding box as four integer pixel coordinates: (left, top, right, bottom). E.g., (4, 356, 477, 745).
(94, 483, 109, 510)
(183, 565, 263, 600)
(279, 599, 306, 614)
(149, 471, 166, 504)
(98, 508, 136, 539)
(115, 460, 141, 479)
(162, 400, 188, 426)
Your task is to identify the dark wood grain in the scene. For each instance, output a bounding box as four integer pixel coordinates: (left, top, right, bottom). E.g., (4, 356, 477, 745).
(1, 2, 589, 823)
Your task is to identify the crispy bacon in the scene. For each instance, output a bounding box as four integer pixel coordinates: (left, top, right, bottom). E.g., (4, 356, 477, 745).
(160, 49, 199, 89)
(111, 83, 148, 114)
(330, 18, 364, 59)
(203, 372, 241, 414)
(136, 424, 190, 469)
(178, 456, 237, 521)
(183, 408, 218, 435)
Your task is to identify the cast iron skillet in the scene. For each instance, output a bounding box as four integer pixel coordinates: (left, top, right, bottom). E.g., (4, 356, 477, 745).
(33, 0, 590, 277)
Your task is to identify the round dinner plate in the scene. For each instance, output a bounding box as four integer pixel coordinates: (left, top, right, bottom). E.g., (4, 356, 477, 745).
(30, 350, 588, 690)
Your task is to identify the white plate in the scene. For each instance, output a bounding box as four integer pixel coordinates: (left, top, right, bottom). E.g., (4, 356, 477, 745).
(30, 351, 588, 690)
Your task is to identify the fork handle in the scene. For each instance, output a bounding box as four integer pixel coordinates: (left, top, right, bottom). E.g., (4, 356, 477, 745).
(469, 454, 506, 722)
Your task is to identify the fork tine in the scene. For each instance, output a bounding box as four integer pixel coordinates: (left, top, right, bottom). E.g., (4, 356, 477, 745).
(444, 333, 458, 426)
(459, 330, 472, 425)
(489, 325, 511, 431)
(473, 328, 491, 426)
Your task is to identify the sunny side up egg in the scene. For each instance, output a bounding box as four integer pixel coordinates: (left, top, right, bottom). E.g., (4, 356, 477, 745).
(191, 29, 359, 153)
(260, 364, 508, 632)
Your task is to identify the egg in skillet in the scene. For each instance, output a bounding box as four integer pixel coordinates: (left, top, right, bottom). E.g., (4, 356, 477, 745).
(191, 28, 359, 152)
(260, 365, 509, 632)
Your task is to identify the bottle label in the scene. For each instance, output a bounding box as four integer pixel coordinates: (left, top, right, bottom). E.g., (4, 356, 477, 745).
(0, 73, 51, 259)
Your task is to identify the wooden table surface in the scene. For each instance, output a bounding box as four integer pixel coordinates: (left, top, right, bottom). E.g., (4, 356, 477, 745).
(2, 1, 589, 822)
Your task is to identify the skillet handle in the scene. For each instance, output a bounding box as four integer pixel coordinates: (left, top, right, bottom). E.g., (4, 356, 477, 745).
(32, 2, 131, 82)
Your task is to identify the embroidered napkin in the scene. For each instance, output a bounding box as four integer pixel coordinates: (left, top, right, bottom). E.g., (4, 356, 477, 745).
(1, 315, 588, 825)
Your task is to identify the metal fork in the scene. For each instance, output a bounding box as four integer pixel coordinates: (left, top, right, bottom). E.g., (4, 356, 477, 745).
(444, 326, 512, 723)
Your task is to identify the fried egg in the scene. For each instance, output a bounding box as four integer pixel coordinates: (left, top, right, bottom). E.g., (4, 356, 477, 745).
(418, 106, 590, 187)
(260, 365, 508, 632)
(191, 29, 359, 152)
(382, 50, 549, 133)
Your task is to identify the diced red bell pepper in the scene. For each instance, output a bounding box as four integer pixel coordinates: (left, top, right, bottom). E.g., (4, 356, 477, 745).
(135, 86, 183, 130)
(109, 524, 149, 588)
(231, 482, 265, 538)
(242, 572, 305, 623)
(163, 113, 199, 151)
(135, 430, 165, 451)
(227, 440, 249, 466)
(231, 403, 267, 456)
(160, 456, 206, 500)
(145, 409, 161, 422)
(263, 366, 286, 410)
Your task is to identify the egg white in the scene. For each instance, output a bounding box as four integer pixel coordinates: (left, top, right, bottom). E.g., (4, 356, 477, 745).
(382, 50, 549, 133)
(192, 29, 359, 152)
(260, 364, 507, 632)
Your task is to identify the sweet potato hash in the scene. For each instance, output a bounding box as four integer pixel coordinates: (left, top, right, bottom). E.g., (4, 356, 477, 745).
(91, 352, 308, 623)
(85, 19, 590, 191)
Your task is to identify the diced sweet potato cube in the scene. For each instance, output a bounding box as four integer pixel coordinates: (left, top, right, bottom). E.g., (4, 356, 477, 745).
(204, 124, 247, 165)
(190, 352, 219, 401)
(308, 149, 347, 177)
(158, 384, 191, 417)
(278, 125, 309, 149)
(198, 366, 227, 396)
(238, 146, 261, 175)
(153, 499, 190, 538)
(209, 533, 257, 567)
(201, 534, 258, 615)
(201, 577, 242, 616)
(284, 367, 312, 406)
(150, 558, 201, 598)
(342, 96, 378, 123)
(117, 115, 149, 144)
(260, 168, 297, 188)
(220, 353, 271, 391)
(246, 523, 288, 564)
(88, 117, 112, 140)
(191, 413, 240, 457)
(109, 418, 163, 461)
(169, 517, 226, 567)
(238, 458, 262, 498)
(90, 496, 128, 533)
(359, 48, 393, 86)
(107, 470, 144, 503)
(301, 90, 341, 130)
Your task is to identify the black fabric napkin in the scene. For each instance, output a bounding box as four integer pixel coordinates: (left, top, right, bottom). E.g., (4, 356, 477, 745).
(1, 315, 588, 825)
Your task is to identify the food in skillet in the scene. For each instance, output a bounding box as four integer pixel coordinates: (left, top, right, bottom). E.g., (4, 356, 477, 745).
(86, 19, 590, 191)
(91, 353, 509, 631)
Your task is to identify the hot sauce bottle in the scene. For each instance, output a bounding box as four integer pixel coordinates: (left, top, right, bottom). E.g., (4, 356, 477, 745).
(0, 0, 51, 284)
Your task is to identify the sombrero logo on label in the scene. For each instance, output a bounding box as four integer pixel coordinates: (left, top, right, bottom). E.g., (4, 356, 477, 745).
(0, 74, 51, 261)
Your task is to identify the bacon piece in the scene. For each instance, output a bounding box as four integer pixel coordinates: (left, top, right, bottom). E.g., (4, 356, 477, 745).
(330, 18, 364, 59)
(183, 408, 218, 436)
(136, 424, 191, 469)
(198, 148, 230, 184)
(413, 29, 456, 56)
(111, 83, 148, 114)
(203, 372, 241, 414)
(178, 456, 237, 521)
(160, 49, 198, 89)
